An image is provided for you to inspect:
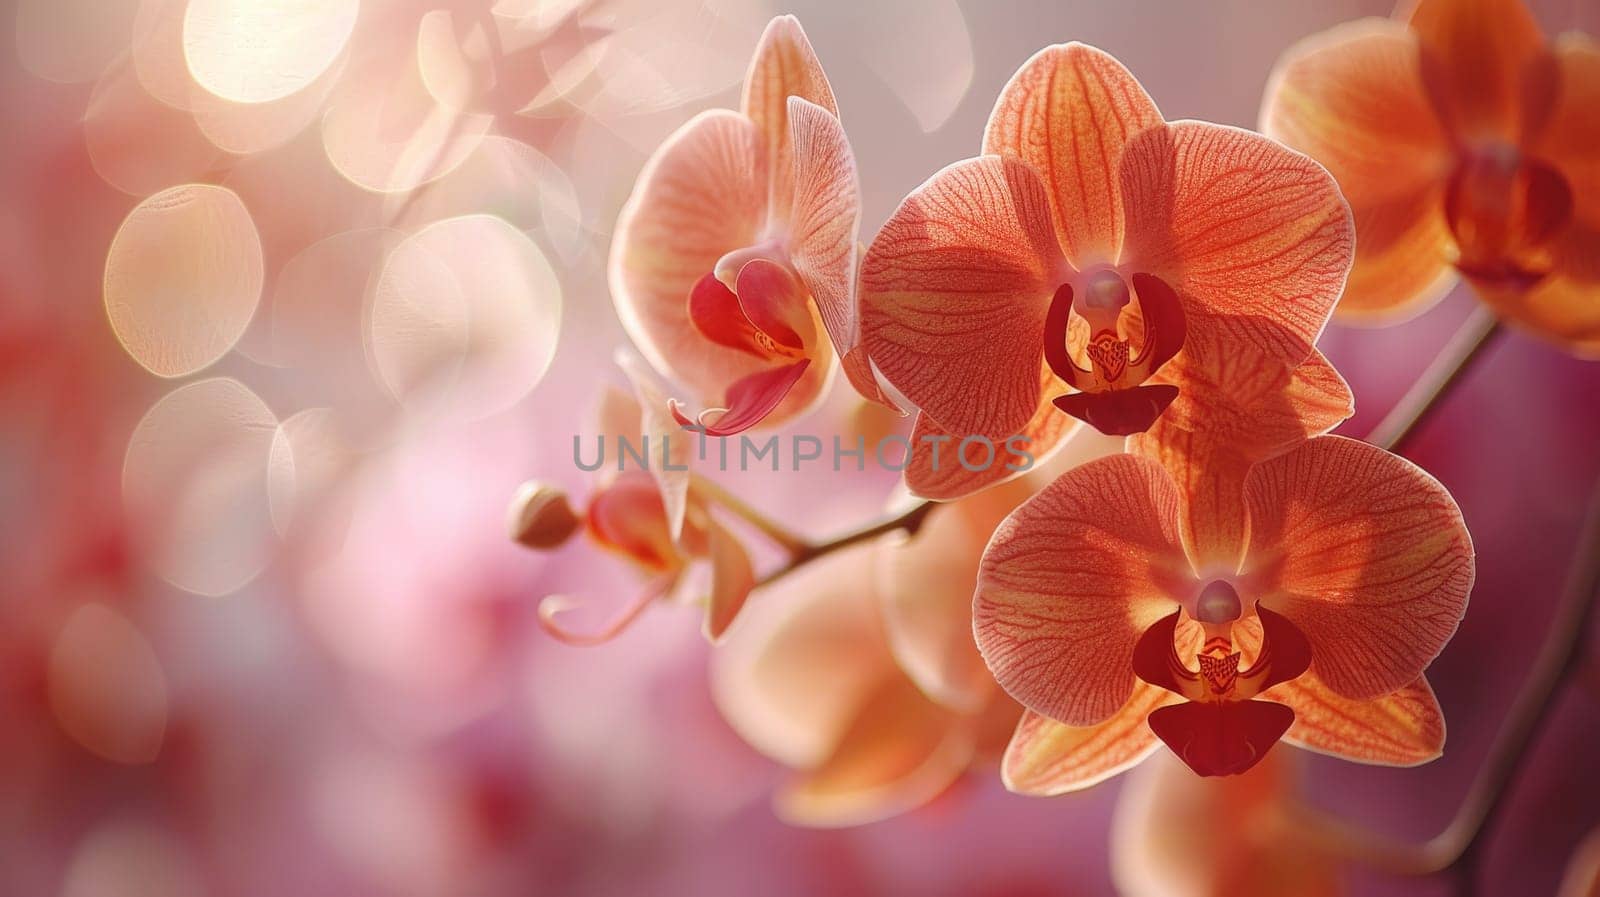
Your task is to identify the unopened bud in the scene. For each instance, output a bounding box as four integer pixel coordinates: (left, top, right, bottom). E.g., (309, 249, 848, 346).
(508, 482, 581, 550)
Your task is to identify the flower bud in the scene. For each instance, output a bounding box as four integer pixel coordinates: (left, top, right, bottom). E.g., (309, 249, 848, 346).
(508, 482, 581, 550)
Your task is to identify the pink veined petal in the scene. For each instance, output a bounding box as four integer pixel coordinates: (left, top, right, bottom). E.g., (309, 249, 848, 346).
(1244, 435, 1474, 701)
(1132, 344, 1355, 571)
(537, 576, 676, 646)
(704, 517, 756, 641)
(1119, 120, 1355, 369)
(786, 96, 894, 409)
(609, 109, 772, 401)
(670, 359, 812, 437)
(860, 155, 1064, 440)
(982, 42, 1165, 265)
(1272, 672, 1446, 766)
(901, 365, 1077, 501)
(1000, 685, 1169, 796)
(974, 454, 1193, 727)
(742, 15, 838, 224)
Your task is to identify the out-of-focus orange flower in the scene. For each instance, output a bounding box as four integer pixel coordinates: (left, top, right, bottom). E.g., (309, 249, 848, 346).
(1263, 0, 1600, 355)
(858, 42, 1352, 499)
(975, 430, 1470, 783)
(1110, 750, 1340, 897)
(609, 15, 891, 437)
(515, 358, 754, 644)
(710, 469, 1072, 825)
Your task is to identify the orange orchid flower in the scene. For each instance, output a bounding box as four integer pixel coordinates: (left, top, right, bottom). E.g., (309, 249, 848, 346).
(709, 469, 1083, 825)
(974, 427, 1471, 782)
(859, 42, 1352, 499)
(1111, 750, 1340, 896)
(1263, 0, 1600, 354)
(609, 15, 893, 437)
(513, 357, 755, 644)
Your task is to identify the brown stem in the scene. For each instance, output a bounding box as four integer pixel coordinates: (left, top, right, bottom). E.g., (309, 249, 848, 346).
(1303, 474, 1600, 882)
(757, 499, 937, 586)
(1366, 304, 1502, 453)
(689, 474, 811, 557)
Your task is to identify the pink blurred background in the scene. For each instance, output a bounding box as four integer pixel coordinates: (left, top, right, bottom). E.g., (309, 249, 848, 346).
(3, 1, 1598, 894)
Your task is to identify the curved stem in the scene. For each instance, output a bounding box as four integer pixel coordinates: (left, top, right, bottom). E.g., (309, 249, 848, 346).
(689, 474, 811, 557)
(1304, 474, 1600, 881)
(690, 467, 935, 585)
(1366, 305, 1502, 453)
(756, 499, 936, 586)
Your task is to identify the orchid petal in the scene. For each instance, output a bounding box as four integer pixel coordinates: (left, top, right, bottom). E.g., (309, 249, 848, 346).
(975, 454, 1191, 727)
(902, 365, 1077, 500)
(609, 109, 770, 401)
(1133, 345, 1353, 570)
(787, 97, 893, 408)
(1244, 436, 1474, 701)
(710, 544, 900, 770)
(585, 472, 682, 571)
(1112, 750, 1341, 897)
(742, 15, 837, 225)
(734, 258, 811, 351)
(1262, 19, 1457, 321)
(983, 42, 1163, 265)
(1119, 120, 1354, 368)
(1273, 672, 1445, 766)
(876, 486, 1030, 713)
(669, 359, 812, 437)
(1000, 686, 1169, 796)
(689, 272, 769, 359)
(860, 155, 1063, 440)
(1492, 36, 1600, 357)
(1406, 0, 1547, 141)
(776, 674, 972, 828)
(704, 518, 756, 642)
(616, 349, 691, 540)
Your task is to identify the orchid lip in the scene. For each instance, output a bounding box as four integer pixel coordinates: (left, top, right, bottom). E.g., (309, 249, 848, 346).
(1042, 270, 1187, 436)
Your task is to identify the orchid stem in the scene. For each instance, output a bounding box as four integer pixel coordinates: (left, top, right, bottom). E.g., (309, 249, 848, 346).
(1304, 473, 1600, 886)
(1367, 305, 1502, 453)
(689, 474, 811, 557)
(755, 499, 936, 587)
(690, 473, 936, 583)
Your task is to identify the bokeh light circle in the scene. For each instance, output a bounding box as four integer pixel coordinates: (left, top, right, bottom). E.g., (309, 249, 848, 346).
(48, 603, 169, 765)
(122, 378, 282, 596)
(369, 215, 562, 421)
(183, 0, 360, 104)
(104, 185, 264, 378)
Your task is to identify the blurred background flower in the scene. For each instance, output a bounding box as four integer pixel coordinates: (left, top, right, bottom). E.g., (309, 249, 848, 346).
(2, 1, 1598, 895)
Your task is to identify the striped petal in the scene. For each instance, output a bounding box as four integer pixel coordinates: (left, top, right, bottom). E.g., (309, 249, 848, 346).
(1120, 120, 1354, 369)
(975, 454, 1192, 727)
(983, 42, 1164, 265)
(786, 96, 892, 406)
(1244, 436, 1474, 701)
(608, 110, 771, 402)
(742, 15, 837, 224)
(1273, 672, 1446, 766)
(1133, 345, 1353, 571)
(860, 155, 1064, 440)
(1000, 684, 1169, 796)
